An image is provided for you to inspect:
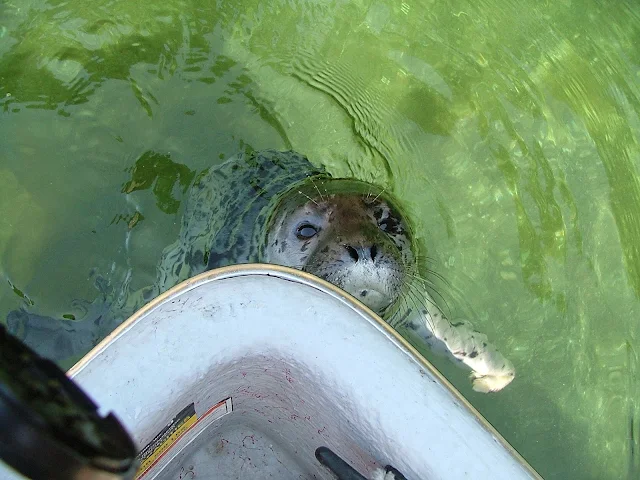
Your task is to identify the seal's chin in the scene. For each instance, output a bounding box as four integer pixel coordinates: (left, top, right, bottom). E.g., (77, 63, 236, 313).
(302, 261, 401, 316)
(341, 286, 391, 315)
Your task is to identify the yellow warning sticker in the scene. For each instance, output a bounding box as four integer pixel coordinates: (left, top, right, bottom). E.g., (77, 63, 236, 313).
(135, 403, 198, 479)
(134, 398, 232, 479)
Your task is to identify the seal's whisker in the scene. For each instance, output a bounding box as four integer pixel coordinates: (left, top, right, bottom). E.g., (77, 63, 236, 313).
(424, 268, 452, 288)
(384, 301, 399, 327)
(297, 190, 319, 206)
(310, 177, 325, 202)
(423, 283, 453, 320)
(406, 272, 439, 293)
(404, 286, 437, 333)
(405, 275, 452, 320)
(404, 280, 436, 310)
(414, 254, 440, 264)
(410, 266, 452, 288)
(371, 186, 387, 204)
(391, 297, 407, 329)
(416, 277, 454, 318)
(400, 292, 420, 332)
(392, 289, 413, 327)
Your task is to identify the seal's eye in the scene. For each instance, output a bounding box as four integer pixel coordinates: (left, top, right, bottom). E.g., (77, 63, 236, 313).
(296, 223, 318, 240)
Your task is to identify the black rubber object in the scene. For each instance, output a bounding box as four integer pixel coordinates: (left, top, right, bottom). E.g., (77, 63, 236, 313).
(315, 446, 409, 480)
(0, 324, 137, 480)
(315, 446, 368, 479)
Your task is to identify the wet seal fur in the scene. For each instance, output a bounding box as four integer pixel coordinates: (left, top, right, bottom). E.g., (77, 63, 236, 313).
(8, 150, 514, 392)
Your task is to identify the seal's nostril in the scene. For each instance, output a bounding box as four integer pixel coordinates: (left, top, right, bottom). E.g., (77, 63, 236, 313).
(370, 245, 377, 260)
(345, 245, 359, 261)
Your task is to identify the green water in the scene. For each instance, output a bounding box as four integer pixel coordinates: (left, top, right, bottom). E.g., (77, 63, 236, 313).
(1, 0, 639, 478)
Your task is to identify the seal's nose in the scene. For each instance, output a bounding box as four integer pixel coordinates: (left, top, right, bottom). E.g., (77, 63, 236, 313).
(344, 244, 378, 262)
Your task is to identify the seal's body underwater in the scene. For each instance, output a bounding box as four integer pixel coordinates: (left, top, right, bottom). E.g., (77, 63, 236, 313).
(8, 150, 514, 392)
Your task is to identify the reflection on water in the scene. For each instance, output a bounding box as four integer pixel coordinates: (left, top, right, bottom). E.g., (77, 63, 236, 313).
(1, 0, 639, 478)
(122, 151, 195, 214)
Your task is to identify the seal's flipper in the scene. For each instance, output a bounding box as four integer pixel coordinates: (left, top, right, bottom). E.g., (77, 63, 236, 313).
(404, 298, 516, 392)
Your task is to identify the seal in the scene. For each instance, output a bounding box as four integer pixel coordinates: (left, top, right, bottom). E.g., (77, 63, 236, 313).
(8, 150, 514, 392)
(264, 178, 413, 316)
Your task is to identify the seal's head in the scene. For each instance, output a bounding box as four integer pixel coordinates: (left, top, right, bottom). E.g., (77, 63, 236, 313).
(264, 179, 415, 315)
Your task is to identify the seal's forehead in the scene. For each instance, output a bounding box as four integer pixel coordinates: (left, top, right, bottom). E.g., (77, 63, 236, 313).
(280, 181, 409, 228)
(315, 194, 408, 230)
(309, 194, 380, 215)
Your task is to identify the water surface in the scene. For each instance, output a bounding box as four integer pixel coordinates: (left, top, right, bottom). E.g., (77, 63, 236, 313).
(1, 0, 639, 478)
